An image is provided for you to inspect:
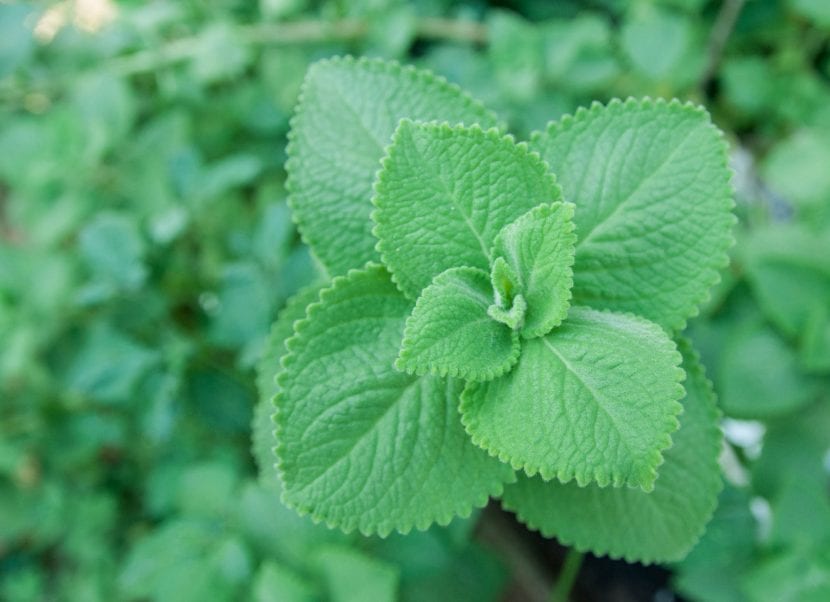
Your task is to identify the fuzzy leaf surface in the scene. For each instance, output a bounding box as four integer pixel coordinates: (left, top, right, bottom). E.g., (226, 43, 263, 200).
(501, 340, 722, 564)
(373, 120, 562, 298)
(397, 267, 520, 382)
(530, 98, 734, 331)
(275, 265, 514, 536)
(253, 285, 324, 482)
(286, 57, 498, 276)
(460, 306, 684, 491)
(491, 202, 577, 338)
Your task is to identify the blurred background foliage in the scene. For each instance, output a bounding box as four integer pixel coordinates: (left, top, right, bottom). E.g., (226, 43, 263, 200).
(0, 0, 829, 600)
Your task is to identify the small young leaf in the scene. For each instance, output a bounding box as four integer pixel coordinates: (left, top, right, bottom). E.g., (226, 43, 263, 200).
(275, 265, 514, 536)
(397, 267, 520, 382)
(489, 256, 520, 310)
(487, 293, 527, 331)
(500, 340, 722, 564)
(460, 306, 684, 491)
(530, 98, 735, 331)
(287, 57, 499, 277)
(491, 202, 577, 338)
(373, 120, 562, 299)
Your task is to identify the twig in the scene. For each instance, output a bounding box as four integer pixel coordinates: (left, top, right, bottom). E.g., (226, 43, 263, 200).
(476, 505, 552, 602)
(109, 17, 487, 77)
(699, 0, 748, 90)
(550, 548, 584, 602)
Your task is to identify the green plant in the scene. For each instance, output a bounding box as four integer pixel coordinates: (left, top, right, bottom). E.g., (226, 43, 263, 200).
(264, 56, 736, 563)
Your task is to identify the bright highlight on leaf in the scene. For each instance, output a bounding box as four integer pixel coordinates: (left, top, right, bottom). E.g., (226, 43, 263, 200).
(460, 307, 685, 491)
(275, 265, 515, 536)
(491, 202, 577, 338)
(287, 56, 499, 277)
(372, 120, 563, 299)
(501, 340, 723, 564)
(530, 98, 735, 331)
(397, 267, 520, 382)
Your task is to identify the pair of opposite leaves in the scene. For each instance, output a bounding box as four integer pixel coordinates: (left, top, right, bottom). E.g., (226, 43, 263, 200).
(271, 56, 733, 563)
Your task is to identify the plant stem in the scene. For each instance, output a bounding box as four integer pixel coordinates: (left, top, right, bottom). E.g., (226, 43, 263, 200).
(550, 548, 584, 602)
(110, 17, 487, 77)
(475, 506, 551, 602)
(699, 0, 747, 90)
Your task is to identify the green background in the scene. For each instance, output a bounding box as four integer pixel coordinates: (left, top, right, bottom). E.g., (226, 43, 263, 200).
(1, 0, 829, 600)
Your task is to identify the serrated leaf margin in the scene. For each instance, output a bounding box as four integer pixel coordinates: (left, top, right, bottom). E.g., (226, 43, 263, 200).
(530, 97, 737, 332)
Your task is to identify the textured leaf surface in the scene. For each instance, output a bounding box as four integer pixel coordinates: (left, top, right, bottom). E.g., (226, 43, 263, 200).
(286, 57, 499, 276)
(373, 121, 562, 298)
(501, 341, 722, 563)
(460, 306, 684, 490)
(397, 267, 520, 382)
(253, 285, 324, 482)
(275, 265, 514, 536)
(491, 202, 577, 338)
(530, 98, 734, 331)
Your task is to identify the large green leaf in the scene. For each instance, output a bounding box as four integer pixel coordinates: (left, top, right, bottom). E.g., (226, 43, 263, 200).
(461, 307, 684, 491)
(253, 285, 324, 482)
(396, 267, 519, 382)
(491, 202, 577, 338)
(286, 57, 499, 277)
(500, 341, 722, 563)
(530, 98, 735, 331)
(275, 265, 514, 536)
(372, 120, 562, 299)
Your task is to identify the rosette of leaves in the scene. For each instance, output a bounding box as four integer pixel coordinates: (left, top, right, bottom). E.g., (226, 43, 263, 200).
(265, 56, 735, 563)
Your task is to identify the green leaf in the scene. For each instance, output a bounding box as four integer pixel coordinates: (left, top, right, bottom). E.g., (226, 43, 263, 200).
(313, 545, 399, 602)
(275, 265, 514, 536)
(717, 321, 819, 419)
(396, 267, 520, 382)
(254, 285, 325, 482)
(287, 57, 499, 277)
(460, 306, 684, 491)
(530, 99, 735, 331)
(674, 486, 758, 602)
(491, 202, 577, 338)
(762, 128, 830, 209)
(743, 223, 830, 341)
(373, 120, 563, 299)
(500, 340, 722, 563)
(253, 562, 319, 602)
(619, 5, 704, 85)
(742, 548, 830, 602)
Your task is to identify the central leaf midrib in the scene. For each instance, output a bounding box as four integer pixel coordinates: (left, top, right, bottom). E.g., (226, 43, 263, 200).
(540, 337, 638, 459)
(576, 123, 698, 249)
(409, 131, 492, 263)
(295, 376, 424, 493)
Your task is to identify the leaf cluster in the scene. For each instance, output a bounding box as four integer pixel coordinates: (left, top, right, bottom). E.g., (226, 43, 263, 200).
(268, 55, 736, 564)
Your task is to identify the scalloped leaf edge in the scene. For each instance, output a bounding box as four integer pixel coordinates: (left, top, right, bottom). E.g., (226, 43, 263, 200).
(285, 55, 502, 278)
(529, 97, 737, 333)
(460, 306, 686, 492)
(273, 262, 513, 537)
(501, 337, 723, 564)
(395, 266, 522, 382)
(371, 118, 563, 299)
